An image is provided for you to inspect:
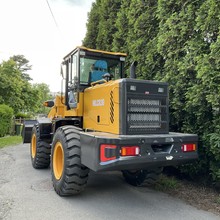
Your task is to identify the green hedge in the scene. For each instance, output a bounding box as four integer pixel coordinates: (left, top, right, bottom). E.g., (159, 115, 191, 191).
(0, 104, 14, 137)
(15, 112, 32, 119)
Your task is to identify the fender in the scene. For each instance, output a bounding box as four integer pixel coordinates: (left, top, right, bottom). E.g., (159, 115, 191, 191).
(22, 118, 52, 143)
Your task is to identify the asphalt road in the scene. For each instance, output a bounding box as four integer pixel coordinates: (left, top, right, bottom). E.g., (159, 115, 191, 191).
(0, 144, 219, 220)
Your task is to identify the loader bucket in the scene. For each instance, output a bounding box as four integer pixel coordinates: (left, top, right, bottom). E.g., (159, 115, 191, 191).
(22, 120, 37, 143)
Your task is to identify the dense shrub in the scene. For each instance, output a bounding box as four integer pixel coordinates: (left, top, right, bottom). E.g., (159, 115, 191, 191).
(207, 131, 220, 185)
(0, 104, 14, 137)
(15, 112, 32, 119)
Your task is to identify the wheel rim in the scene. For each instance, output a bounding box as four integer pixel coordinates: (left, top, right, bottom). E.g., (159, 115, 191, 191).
(53, 141, 64, 180)
(31, 134, 36, 159)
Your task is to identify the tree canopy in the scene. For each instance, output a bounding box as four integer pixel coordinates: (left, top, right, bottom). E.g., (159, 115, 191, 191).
(83, 0, 220, 184)
(10, 55, 32, 81)
(0, 56, 52, 115)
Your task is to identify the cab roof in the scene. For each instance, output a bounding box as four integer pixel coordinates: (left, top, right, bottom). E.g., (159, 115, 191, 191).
(63, 46, 127, 60)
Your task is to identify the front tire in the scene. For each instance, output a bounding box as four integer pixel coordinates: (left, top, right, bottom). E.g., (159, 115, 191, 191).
(30, 125, 51, 169)
(51, 126, 89, 196)
(122, 168, 163, 186)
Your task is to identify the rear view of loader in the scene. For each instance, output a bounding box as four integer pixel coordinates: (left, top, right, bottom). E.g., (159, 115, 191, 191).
(22, 46, 198, 196)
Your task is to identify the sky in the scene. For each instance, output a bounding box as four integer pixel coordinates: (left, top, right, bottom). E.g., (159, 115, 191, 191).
(0, 0, 94, 92)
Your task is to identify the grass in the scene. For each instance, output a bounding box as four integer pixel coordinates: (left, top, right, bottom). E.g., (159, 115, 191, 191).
(217, 197, 220, 204)
(0, 135, 22, 148)
(155, 175, 179, 191)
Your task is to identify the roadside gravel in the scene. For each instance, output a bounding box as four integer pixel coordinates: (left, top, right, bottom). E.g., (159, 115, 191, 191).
(157, 178, 220, 216)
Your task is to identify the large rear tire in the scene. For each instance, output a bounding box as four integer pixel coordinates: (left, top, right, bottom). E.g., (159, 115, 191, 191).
(51, 126, 89, 196)
(30, 125, 51, 169)
(122, 168, 163, 186)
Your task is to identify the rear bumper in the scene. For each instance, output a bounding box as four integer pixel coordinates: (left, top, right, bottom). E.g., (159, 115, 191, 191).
(80, 132, 198, 172)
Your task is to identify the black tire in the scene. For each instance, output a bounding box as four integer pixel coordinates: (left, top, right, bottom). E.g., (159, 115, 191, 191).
(30, 125, 51, 169)
(51, 126, 89, 196)
(122, 168, 163, 186)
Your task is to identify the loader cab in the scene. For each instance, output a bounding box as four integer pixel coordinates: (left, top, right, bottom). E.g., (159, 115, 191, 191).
(61, 46, 127, 109)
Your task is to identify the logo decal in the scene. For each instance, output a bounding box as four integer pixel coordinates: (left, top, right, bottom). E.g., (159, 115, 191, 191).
(92, 99, 104, 106)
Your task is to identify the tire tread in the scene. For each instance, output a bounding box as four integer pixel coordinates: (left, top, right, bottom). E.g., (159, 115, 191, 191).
(31, 125, 51, 169)
(52, 126, 89, 196)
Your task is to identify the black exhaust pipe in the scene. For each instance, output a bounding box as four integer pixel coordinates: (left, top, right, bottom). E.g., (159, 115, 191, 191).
(130, 61, 138, 79)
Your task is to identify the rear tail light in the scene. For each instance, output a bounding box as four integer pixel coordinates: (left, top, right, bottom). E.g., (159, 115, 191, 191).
(100, 144, 140, 163)
(181, 144, 196, 152)
(120, 146, 140, 156)
(100, 144, 117, 162)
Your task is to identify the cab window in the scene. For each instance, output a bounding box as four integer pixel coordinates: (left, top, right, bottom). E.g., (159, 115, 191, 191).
(79, 56, 122, 85)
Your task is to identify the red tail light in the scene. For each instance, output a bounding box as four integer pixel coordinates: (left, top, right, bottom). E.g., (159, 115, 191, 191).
(100, 144, 117, 162)
(181, 144, 196, 152)
(120, 146, 140, 156)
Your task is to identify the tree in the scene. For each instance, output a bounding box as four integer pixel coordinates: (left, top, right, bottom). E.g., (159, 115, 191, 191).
(187, 0, 220, 182)
(83, 1, 101, 48)
(83, 0, 121, 51)
(0, 57, 52, 115)
(96, 0, 121, 51)
(10, 55, 32, 81)
(112, 0, 131, 53)
(0, 59, 25, 112)
(126, 0, 162, 80)
(32, 83, 53, 114)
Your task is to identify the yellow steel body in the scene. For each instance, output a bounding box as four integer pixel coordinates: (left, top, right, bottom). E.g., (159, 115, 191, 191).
(83, 79, 121, 134)
(47, 93, 84, 119)
(46, 79, 121, 134)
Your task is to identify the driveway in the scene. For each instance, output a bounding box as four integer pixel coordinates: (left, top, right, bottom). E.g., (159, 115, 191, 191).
(0, 144, 219, 220)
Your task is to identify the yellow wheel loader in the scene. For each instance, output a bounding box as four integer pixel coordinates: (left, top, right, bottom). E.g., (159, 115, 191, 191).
(22, 46, 198, 196)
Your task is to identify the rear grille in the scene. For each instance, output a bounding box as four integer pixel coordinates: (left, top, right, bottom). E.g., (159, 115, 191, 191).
(127, 97, 168, 134)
